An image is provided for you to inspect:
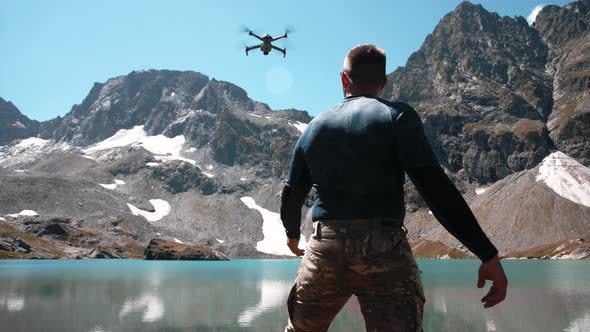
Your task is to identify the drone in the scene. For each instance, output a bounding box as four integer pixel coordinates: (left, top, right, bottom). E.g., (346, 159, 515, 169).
(245, 30, 288, 58)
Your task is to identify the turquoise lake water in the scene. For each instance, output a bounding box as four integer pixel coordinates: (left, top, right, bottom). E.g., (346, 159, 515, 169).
(0, 259, 589, 331)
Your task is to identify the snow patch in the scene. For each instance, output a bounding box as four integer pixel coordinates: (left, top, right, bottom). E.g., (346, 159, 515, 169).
(240, 177, 247, 181)
(206, 164, 213, 170)
(7, 210, 38, 218)
(290, 121, 308, 133)
(14, 169, 26, 173)
(202, 172, 215, 178)
(248, 113, 262, 118)
(127, 199, 171, 222)
(475, 187, 488, 195)
(536, 151, 590, 207)
(15, 137, 48, 149)
(0, 217, 5, 221)
(99, 179, 125, 190)
(187, 147, 197, 153)
(83, 125, 196, 165)
(146, 162, 160, 167)
(240, 196, 306, 256)
(173, 238, 183, 244)
(216, 239, 225, 243)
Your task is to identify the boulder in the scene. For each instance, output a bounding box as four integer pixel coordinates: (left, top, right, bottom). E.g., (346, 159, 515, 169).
(144, 238, 229, 260)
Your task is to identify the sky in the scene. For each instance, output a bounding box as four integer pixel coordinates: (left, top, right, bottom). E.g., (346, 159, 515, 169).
(0, 0, 574, 121)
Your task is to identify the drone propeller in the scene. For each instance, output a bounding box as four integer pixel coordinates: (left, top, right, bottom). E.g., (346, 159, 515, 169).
(239, 24, 252, 34)
(284, 25, 296, 35)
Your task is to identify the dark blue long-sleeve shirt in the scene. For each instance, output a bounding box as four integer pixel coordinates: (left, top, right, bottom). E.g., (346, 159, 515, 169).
(280, 96, 498, 262)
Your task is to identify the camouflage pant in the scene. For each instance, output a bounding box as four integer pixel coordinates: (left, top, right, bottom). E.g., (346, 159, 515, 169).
(285, 220, 425, 332)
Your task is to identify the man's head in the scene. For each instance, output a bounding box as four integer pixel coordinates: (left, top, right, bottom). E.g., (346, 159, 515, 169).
(341, 44, 387, 97)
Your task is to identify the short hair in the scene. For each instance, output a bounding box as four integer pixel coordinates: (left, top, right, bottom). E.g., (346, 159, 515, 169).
(342, 44, 386, 85)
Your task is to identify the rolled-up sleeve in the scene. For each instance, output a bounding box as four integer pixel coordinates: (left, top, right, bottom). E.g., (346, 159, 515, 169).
(281, 138, 312, 239)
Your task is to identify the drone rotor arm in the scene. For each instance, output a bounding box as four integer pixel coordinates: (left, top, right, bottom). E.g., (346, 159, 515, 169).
(271, 45, 286, 58)
(249, 32, 264, 41)
(272, 34, 287, 42)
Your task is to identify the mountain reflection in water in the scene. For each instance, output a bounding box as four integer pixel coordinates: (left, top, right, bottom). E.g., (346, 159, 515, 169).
(0, 259, 589, 331)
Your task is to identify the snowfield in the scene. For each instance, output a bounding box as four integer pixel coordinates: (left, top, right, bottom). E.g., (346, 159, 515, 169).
(83, 125, 196, 165)
(536, 151, 590, 207)
(240, 196, 307, 256)
(127, 199, 171, 222)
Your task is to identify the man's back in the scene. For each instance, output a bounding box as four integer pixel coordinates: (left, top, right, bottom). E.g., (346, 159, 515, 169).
(301, 96, 404, 221)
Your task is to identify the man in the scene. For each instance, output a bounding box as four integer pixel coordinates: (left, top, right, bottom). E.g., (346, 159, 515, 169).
(280, 44, 508, 332)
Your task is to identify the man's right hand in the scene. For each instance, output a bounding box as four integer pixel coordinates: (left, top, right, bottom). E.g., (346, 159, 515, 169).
(287, 238, 305, 257)
(477, 255, 508, 308)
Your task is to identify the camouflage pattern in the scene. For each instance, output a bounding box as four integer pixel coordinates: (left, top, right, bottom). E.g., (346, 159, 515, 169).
(285, 220, 425, 332)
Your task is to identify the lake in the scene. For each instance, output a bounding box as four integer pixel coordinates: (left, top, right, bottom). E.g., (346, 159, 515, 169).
(0, 259, 589, 331)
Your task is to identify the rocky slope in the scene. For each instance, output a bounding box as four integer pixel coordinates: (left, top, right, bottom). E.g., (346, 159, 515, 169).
(406, 152, 590, 255)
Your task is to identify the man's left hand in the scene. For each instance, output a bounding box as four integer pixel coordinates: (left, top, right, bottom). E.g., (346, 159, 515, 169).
(287, 238, 305, 256)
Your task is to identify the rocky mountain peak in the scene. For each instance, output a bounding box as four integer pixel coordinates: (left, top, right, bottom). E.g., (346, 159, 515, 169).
(535, 0, 590, 49)
(0, 97, 39, 145)
(384, 1, 555, 184)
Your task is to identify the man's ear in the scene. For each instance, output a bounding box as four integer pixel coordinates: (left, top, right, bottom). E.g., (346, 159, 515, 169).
(341, 71, 351, 90)
(379, 76, 388, 90)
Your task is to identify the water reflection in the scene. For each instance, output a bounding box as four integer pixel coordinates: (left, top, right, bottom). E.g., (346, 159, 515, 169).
(0, 259, 588, 331)
(1, 293, 25, 312)
(238, 280, 292, 326)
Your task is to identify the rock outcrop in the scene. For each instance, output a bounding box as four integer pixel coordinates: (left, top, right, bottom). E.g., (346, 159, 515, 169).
(144, 238, 229, 260)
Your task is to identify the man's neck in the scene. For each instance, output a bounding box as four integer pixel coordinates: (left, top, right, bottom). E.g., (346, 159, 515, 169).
(345, 90, 380, 98)
(344, 85, 381, 98)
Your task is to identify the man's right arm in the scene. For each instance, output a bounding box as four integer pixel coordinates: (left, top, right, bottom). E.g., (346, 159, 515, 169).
(280, 141, 312, 240)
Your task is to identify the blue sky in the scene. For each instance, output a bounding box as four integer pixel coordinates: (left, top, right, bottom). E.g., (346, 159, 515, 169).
(0, 0, 572, 121)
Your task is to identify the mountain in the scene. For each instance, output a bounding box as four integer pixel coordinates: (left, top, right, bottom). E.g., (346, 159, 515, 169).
(0, 70, 312, 259)
(45, 70, 311, 178)
(384, 0, 589, 186)
(0, 98, 39, 145)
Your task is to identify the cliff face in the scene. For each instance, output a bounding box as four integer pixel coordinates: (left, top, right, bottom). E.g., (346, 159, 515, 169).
(385, 1, 589, 185)
(0, 98, 39, 146)
(535, 0, 590, 166)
